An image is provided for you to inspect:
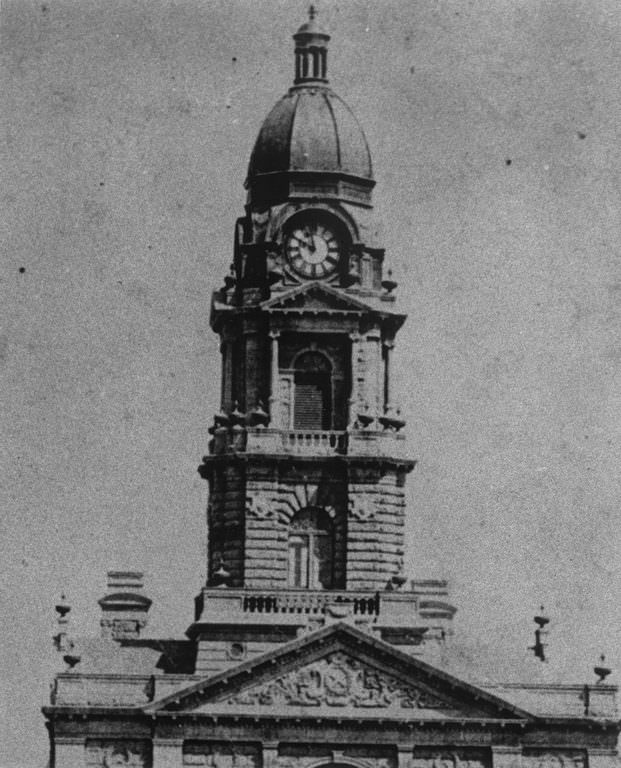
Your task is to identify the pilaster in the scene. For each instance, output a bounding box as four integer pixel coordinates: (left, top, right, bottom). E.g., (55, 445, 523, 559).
(492, 746, 522, 768)
(383, 338, 394, 411)
(587, 750, 619, 768)
(153, 738, 184, 768)
(220, 331, 234, 412)
(268, 330, 281, 425)
(366, 325, 382, 418)
(398, 745, 415, 768)
(262, 742, 280, 768)
(54, 737, 84, 768)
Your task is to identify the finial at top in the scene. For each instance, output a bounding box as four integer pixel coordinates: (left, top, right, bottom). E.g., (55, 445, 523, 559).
(293, 4, 330, 85)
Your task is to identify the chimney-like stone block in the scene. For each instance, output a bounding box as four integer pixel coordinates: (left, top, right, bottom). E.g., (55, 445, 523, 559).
(98, 571, 152, 640)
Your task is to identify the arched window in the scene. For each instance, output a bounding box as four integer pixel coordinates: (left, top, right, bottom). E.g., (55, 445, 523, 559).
(293, 350, 332, 430)
(288, 507, 333, 589)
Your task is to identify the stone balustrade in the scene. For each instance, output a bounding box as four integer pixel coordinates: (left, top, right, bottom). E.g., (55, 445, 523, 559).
(209, 427, 408, 459)
(242, 589, 379, 616)
(193, 587, 422, 626)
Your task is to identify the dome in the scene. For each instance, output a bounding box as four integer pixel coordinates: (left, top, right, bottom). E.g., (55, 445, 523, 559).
(247, 87, 373, 183)
(244, 9, 375, 209)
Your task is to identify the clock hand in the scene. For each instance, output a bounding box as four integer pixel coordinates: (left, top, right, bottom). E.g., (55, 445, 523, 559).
(296, 233, 315, 251)
(302, 228, 317, 252)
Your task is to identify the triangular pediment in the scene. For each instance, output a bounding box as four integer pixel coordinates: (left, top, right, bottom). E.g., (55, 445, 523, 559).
(261, 282, 376, 314)
(148, 624, 532, 721)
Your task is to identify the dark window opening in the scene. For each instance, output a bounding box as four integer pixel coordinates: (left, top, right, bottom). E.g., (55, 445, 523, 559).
(293, 351, 332, 430)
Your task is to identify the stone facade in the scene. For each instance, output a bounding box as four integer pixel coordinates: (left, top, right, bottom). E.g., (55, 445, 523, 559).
(44, 10, 620, 768)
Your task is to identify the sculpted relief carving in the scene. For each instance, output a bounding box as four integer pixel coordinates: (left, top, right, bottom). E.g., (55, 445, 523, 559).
(269, 755, 393, 768)
(246, 485, 338, 524)
(183, 745, 258, 768)
(86, 740, 150, 768)
(523, 754, 585, 768)
(348, 495, 376, 521)
(226, 652, 447, 709)
(246, 494, 274, 521)
(409, 755, 486, 768)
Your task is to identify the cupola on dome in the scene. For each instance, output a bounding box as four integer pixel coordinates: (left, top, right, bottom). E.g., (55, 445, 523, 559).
(245, 7, 375, 209)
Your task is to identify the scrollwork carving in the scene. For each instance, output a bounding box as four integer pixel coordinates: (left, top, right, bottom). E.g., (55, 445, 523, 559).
(523, 754, 585, 768)
(183, 746, 258, 768)
(86, 740, 150, 768)
(348, 495, 376, 521)
(246, 495, 273, 520)
(226, 652, 446, 709)
(410, 752, 488, 768)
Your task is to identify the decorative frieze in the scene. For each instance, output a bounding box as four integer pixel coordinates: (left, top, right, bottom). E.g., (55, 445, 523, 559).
(409, 750, 490, 768)
(86, 740, 151, 767)
(268, 746, 394, 768)
(225, 651, 447, 709)
(586, 751, 618, 768)
(183, 744, 259, 768)
(522, 753, 585, 768)
(246, 484, 338, 524)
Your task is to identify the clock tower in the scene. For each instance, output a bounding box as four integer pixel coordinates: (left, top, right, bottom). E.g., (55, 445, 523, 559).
(191, 7, 455, 673)
(43, 11, 621, 768)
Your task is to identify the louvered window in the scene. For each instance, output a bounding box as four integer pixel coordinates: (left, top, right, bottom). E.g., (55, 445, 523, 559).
(293, 352, 332, 430)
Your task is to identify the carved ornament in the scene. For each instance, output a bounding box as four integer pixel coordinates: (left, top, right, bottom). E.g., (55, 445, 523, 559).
(86, 740, 149, 768)
(183, 748, 258, 768)
(246, 486, 338, 524)
(226, 652, 446, 709)
(268, 756, 393, 768)
(410, 757, 484, 768)
(348, 496, 376, 521)
(523, 755, 585, 768)
(246, 495, 273, 521)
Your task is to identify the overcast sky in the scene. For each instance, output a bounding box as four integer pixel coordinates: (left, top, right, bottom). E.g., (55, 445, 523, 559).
(2, 1, 621, 765)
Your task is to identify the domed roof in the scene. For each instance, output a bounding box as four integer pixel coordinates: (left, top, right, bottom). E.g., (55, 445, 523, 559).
(245, 10, 375, 208)
(247, 87, 373, 183)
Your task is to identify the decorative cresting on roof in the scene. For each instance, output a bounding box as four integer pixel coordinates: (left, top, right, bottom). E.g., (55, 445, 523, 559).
(245, 9, 374, 205)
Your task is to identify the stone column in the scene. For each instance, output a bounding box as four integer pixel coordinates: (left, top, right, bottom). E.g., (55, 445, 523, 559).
(587, 750, 619, 768)
(348, 331, 362, 426)
(383, 339, 395, 412)
(244, 328, 260, 412)
(54, 737, 84, 768)
(366, 326, 382, 418)
(268, 331, 280, 426)
(221, 333, 234, 412)
(492, 746, 522, 768)
(153, 738, 184, 768)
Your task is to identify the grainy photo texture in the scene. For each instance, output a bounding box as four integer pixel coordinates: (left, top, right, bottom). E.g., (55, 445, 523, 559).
(2, 2, 621, 767)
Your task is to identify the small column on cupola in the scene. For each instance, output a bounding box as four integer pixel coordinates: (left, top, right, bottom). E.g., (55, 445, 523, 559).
(293, 5, 330, 85)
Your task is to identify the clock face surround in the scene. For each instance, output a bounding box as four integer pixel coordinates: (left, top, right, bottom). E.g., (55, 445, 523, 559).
(285, 218, 341, 279)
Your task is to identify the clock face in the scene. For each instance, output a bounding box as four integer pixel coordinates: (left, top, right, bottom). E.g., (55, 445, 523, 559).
(285, 220, 341, 279)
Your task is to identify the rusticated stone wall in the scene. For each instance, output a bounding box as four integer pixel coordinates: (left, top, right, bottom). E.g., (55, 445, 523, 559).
(243, 475, 347, 590)
(347, 469, 406, 591)
(207, 464, 246, 587)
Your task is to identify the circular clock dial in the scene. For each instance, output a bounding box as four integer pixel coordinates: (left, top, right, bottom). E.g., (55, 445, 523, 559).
(285, 221, 341, 278)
